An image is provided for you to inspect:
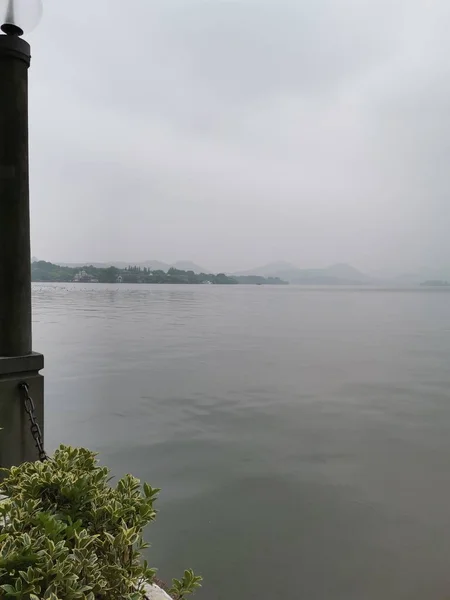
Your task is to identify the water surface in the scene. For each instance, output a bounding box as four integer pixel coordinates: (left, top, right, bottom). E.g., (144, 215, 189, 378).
(33, 283, 450, 599)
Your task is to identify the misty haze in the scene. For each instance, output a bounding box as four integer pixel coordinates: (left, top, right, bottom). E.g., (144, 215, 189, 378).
(31, 0, 450, 275)
(16, 0, 450, 599)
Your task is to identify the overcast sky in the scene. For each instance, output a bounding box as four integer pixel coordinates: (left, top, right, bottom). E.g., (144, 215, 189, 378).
(27, 0, 450, 273)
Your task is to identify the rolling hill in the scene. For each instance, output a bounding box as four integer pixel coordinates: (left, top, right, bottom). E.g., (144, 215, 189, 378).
(234, 262, 371, 285)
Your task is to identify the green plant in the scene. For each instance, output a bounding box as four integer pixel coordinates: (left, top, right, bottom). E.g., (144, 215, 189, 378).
(0, 445, 202, 600)
(169, 570, 203, 599)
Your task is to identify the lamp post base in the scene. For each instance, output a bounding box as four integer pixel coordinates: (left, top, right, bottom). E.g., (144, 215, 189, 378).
(0, 353, 44, 469)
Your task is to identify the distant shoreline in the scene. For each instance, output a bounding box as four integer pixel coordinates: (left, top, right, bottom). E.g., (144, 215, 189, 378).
(31, 261, 288, 286)
(421, 280, 450, 287)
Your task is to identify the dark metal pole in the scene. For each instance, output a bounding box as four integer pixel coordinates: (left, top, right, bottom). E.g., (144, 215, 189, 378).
(0, 30, 44, 470)
(0, 35, 32, 357)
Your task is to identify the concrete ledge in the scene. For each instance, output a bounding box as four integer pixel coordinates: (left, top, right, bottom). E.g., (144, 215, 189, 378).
(0, 352, 44, 376)
(144, 584, 172, 600)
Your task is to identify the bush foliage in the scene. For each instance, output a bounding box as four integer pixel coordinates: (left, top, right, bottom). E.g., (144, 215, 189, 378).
(0, 445, 201, 600)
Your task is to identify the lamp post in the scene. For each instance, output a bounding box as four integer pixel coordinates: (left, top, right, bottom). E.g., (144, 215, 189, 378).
(0, 0, 44, 468)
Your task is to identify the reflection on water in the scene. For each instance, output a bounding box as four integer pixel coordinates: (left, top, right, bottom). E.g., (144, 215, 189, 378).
(33, 283, 450, 600)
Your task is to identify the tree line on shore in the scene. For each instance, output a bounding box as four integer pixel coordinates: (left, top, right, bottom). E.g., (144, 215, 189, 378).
(31, 261, 287, 285)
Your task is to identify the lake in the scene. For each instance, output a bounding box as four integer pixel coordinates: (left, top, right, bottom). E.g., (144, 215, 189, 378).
(33, 283, 450, 600)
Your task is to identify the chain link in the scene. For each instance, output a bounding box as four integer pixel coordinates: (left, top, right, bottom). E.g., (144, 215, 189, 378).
(18, 383, 47, 462)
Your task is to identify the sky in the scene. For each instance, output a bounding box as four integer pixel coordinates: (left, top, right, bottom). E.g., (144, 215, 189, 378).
(26, 0, 450, 273)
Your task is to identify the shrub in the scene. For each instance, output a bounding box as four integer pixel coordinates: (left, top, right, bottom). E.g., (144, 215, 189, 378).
(0, 445, 202, 600)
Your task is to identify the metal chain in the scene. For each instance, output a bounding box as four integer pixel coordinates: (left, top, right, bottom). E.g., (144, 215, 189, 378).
(18, 383, 47, 462)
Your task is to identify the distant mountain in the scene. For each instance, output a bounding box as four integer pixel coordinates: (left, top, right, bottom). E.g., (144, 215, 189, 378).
(136, 260, 170, 271)
(320, 263, 371, 283)
(235, 261, 298, 278)
(54, 260, 208, 274)
(171, 261, 210, 274)
(235, 262, 371, 285)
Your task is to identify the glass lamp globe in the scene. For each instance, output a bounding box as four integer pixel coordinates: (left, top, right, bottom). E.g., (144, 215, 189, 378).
(0, 0, 42, 35)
